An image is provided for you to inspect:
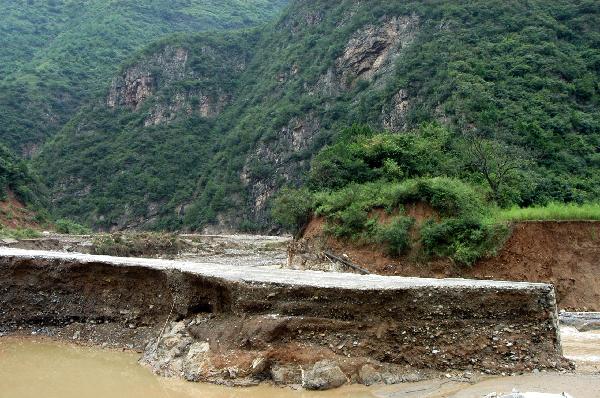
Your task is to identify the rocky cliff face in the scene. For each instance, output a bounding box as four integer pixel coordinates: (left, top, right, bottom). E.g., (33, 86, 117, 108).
(239, 13, 421, 224)
(242, 114, 321, 221)
(324, 15, 419, 92)
(37, 0, 430, 231)
(144, 91, 231, 127)
(107, 46, 189, 110)
(107, 45, 241, 128)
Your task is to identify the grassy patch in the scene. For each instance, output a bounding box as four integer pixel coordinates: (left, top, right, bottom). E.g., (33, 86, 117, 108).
(92, 233, 183, 257)
(493, 203, 600, 222)
(55, 219, 91, 235)
(0, 227, 42, 240)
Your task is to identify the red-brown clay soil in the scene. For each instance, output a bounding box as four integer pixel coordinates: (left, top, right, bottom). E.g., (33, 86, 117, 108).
(0, 190, 40, 230)
(294, 219, 600, 311)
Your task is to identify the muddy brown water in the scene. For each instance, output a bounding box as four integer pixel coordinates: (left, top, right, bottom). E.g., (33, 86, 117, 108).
(1, 327, 599, 398)
(0, 337, 375, 398)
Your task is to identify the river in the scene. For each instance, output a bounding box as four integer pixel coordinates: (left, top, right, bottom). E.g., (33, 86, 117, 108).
(0, 326, 599, 398)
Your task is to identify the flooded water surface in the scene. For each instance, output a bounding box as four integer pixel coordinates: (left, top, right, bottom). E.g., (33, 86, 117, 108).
(0, 337, 374, 398)
(2, 329, 600, 398)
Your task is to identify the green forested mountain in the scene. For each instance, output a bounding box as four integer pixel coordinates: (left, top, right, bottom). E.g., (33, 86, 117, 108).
(35, 0, 600, 232)
(0, 0, 288, 153)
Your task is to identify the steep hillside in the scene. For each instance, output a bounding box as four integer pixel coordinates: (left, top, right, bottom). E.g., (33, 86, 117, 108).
(36, 0, 600, 231)
(0, 0, 288, 154)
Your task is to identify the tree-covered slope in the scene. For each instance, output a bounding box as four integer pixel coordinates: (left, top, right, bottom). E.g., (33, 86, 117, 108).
(0, 0, 288, 154)
(0, 144, 48, 213)
(36, 0, 600, 232)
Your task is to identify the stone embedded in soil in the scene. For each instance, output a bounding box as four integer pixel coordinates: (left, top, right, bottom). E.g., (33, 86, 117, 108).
(358, 364, 382, 386)
(270, 364, 302, 385)
(301, 360, 348, 390)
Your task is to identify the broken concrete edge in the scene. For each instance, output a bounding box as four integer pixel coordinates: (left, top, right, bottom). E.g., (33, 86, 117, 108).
(560, 312, 600, 332)
(0, 248, 554, 291)
(0, 248, 570, 389)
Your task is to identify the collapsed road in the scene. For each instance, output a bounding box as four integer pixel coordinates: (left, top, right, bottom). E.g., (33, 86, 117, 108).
(0, 248, 569, 389)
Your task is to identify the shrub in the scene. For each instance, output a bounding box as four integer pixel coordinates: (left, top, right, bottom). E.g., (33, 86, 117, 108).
(391, 178, 485, 218)
(308, 124, 452, 190)
(92, 233, 182, 257)
(272, 187, 315, 234)
(420, 218, 508, 265)
(375, 216, 415, 257)
(325, 202, 370, 239)
(55, 219, 91, 235)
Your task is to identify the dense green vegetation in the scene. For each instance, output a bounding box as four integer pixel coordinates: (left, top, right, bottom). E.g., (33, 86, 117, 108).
(274, 124, 600, 264)
(0, 143, 47, 230)
(274, 126, 510, 265)
(0, 144, 45, 209)
(54, 219, 91, 235)
(0, 0, 288, 152)
(34, 0, 600, 232)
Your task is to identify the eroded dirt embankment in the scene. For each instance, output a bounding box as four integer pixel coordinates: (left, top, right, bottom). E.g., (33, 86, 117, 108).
(291, 220, 600, 311)
(0, 249, 566, 388)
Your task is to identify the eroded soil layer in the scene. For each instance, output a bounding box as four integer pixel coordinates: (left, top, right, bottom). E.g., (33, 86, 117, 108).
(0, 249, 567, 388)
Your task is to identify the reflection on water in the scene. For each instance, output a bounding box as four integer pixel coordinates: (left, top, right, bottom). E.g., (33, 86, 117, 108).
(0, 337, 374, 398)
(1, 328, 600, 398)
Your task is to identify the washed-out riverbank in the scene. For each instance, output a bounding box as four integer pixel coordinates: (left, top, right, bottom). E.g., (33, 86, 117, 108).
(0, 248, 567, 389)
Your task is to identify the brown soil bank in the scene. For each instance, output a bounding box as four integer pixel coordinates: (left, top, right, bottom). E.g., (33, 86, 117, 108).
(291, 221, 600, 311)
(0, 249, 567, 389)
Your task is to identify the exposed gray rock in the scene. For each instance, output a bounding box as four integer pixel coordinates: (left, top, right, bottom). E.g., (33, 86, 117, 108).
(358, 364, 382, 386)
(251, 357, 268, 376)
(271, 364, 302, 385)
(241, 113, 320, 218)
(560, 312, 600, 331)
(107, 46, 189, 110)
(383, 88, 410, 132)
(301, 360, 348, 390)
(316, 15, 419, 95)
(487, 393, 573, 398)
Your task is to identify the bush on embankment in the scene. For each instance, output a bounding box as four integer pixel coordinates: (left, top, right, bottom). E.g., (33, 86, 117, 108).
(276, 177, 509, 266)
